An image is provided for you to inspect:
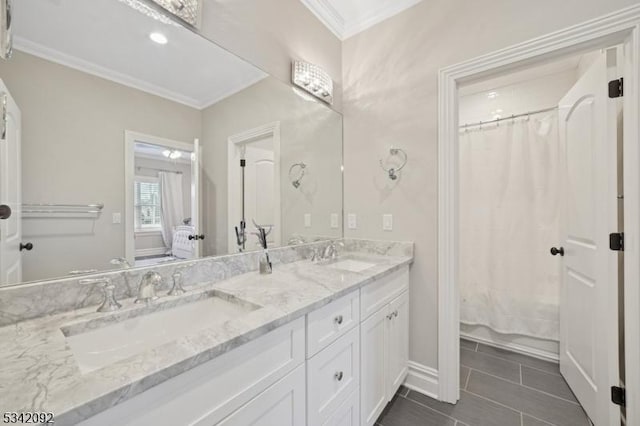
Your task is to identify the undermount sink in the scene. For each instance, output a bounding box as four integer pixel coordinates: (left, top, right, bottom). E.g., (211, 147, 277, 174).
(325, 258, 376, 273)
(63, 292, 260, 373)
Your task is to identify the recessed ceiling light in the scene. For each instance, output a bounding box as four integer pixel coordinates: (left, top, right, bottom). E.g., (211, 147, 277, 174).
(149, 32, 168, 45)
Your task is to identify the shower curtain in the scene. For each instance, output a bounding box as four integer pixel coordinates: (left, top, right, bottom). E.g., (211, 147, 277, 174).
(159, 172, 185, 250)
(459, 114, 561, 341)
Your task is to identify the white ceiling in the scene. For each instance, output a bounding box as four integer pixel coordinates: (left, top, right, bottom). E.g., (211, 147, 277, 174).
(300, 0, 423, 40)
(13, 0, 267, 110)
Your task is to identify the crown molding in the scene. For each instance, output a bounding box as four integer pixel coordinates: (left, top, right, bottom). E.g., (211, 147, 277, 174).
(13, 36, 204, 110)
(301, 0, 422, 40)
(13, 36, 266, 111)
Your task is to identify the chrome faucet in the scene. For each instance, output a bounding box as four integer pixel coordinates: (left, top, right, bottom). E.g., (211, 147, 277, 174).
(79, 277, 122, 312)
(322, 241, 338, 260)
(135, 271, 162, 303)
(168, 267, 187, 296)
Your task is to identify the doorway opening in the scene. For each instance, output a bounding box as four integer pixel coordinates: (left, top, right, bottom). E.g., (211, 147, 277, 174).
(124, 131, 201, 267)
(438, 7, 640, 426)
(456, 47, 622, 425)
(227, 122, 281, 254)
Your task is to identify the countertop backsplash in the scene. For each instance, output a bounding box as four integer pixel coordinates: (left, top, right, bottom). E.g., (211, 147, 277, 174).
(0, 239, 413, 327)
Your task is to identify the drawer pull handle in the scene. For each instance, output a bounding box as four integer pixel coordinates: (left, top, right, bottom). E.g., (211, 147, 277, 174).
(334, 371, 344, 381)
(334, 315, 344, 325)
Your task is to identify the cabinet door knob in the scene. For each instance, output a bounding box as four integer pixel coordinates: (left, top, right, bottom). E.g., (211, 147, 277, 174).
(20, 242, 33, 251)
(334, 371, 343, 381)
(0, 204, 11, 219)
(550, 246, 564, 256)
(394, 310, 399, 318)
(387, 313, 393, 320)
(334, 315, 343, 325)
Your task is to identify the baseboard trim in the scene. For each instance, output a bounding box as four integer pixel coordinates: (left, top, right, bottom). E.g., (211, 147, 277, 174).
(460, 332, 559, 362)
(135, 247, 168, 258)
(404, 361, 439, 399)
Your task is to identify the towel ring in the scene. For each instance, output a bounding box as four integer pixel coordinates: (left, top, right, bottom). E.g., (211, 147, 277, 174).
(289, 162, 307, 188)
(379, 148, 407, 181)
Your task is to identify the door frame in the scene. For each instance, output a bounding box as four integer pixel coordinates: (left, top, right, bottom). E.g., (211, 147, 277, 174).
(226, 121, 281, 253)
(124, 130, 198, 265)
(437, 5, 640, 424)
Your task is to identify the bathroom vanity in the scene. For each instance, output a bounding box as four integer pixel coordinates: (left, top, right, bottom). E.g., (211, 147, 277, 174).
(0, 240, 412, 425)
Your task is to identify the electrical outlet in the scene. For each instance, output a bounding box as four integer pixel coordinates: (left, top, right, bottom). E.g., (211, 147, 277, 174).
(347, 213, 357, 230)
(330, 213, 339, 229)
(304, 213, 312, 228)
(383, 214, 393, 231)
(112, 212, 121, 224)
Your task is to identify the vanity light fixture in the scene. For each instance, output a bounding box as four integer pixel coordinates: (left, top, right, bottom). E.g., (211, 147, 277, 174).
(118, 0, 177, 26)
(292, 60, 333, 105)
(149, 32, 168, 45)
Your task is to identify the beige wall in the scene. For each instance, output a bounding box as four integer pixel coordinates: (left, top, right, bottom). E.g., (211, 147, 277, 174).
(199, 0, 343, 110)
(200, 77, 343, 256)
(0, 51, 201, 281)
(341, 0, 638, 370)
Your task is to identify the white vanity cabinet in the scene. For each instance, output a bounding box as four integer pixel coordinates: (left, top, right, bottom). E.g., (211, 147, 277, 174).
(79, 265, 410, 426)
(359, 267, 410, 426)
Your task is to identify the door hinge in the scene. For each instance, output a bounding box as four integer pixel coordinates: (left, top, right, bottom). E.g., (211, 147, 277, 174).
(609, 78, 624, 98)
(611, 386, 626, 406)
(609, 232, 624, 251)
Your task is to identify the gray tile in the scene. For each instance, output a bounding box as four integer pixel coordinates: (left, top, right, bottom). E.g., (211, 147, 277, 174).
(406, 390, 521, 426)
(521, 366, 578, 402)
(460, 339, 478, 351)
(377, 396, 456, 426)
(522, 415, 554, 426)
(460, 349, 521, 383)
(467, 370, 591, 426)
(476, 344, 560, 375)
(460, 366, 470, 390)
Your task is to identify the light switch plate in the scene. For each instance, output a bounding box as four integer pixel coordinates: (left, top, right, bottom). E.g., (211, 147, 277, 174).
(304, 213, 312, 228)
(383, 214, 393, 231)
(330, 213, 339, 229)
(347, 213, 357, 230)
(112, 212, 121, 224)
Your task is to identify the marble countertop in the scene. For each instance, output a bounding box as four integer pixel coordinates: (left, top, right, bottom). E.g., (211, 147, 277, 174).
(0, 251, 412, 425)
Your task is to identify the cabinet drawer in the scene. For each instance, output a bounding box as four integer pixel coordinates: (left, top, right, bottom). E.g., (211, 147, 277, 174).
(79, 318, 305, 426)
(322, 389, 359, 426)
(360, 266, 409, 320)
(307, 290, 359, 357)
(307, 326, 360, 426)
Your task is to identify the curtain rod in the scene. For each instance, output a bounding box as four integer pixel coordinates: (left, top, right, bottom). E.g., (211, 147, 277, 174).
(459, 106, 558, 129)
(136, 166, 183, 175)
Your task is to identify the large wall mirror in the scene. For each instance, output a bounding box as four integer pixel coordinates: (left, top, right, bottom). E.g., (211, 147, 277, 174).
(0, 0, 343, 286)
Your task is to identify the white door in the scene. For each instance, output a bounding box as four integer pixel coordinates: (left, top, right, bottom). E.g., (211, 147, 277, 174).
(558, 52, 619, 426)
(0, 79, 22, 285)
(216, 364, 306, 426)
(190, 138, 201, 257)
(360, 307, 388, 426)
(387, 291, 409, 399)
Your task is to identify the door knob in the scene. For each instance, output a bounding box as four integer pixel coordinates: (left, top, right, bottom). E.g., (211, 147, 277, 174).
(188, 234, 205, 241)
(550, 247, 564, 256)
(0, 204, 11, 219)
(20, 242, 33, 251)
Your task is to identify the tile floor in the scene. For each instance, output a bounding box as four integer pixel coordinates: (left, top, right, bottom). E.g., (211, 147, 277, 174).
(376, 339, 592, 426)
